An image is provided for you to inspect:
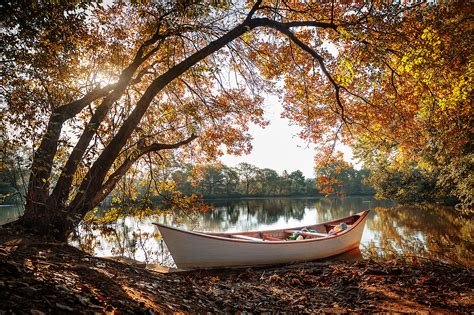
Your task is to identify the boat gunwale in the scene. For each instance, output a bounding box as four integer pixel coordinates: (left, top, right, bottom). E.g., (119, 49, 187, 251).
(153, 210, 369, 245)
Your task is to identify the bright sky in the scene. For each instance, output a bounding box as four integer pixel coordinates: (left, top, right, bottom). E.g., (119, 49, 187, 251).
(218, 40, 355, 178)
(219, 94, 354, 178)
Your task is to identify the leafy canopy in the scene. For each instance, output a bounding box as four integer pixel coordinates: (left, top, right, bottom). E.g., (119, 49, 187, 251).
(0, 0, 472, 239)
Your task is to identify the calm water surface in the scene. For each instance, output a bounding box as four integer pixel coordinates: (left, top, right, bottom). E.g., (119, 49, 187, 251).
(0, 204, 22, 224)
(75, 197, 473, 267)
(1, 197, 472, 267)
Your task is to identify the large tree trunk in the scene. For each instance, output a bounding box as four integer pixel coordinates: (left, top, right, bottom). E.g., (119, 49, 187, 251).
(18, 206, 77, 242)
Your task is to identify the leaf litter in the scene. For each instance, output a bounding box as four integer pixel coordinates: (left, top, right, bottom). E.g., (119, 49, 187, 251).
(0, 226, 472, 313)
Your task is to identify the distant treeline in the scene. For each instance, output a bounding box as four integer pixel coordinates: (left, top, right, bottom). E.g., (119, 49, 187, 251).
(0, 160, 374, 206)
(170, 163, 374, 198)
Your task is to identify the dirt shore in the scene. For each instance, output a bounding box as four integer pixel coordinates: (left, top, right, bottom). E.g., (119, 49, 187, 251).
(0, 226, 472, 314)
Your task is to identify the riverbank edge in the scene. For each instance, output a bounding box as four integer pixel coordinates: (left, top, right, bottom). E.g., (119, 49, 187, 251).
(0, 225, 472, 314)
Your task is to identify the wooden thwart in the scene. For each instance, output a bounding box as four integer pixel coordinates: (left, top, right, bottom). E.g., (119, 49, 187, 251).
(263, 235, 283, 241)
(230, 234, 263, 241)
(301, 231, 329, 238)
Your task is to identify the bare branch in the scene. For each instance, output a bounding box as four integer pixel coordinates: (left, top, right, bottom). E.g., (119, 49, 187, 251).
(383, 60, 399, 97)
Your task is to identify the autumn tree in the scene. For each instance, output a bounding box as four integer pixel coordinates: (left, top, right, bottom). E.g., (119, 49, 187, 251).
(347, 1, 473, 210)
(315, 151, 350, 197)
(264, 0, 472, 208)
(2, 1, 271, 239)
(1, 0, 338, 239)
(350, 2, 472, 208)
(2, 0, 470, 241)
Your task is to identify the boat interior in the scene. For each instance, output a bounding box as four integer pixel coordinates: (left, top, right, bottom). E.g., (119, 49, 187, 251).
(207, 213, 362, 242)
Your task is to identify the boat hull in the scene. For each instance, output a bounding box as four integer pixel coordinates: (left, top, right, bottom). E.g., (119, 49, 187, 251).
(156, 211, 368, 269)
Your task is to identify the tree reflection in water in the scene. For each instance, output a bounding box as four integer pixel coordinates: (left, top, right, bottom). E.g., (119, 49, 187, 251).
(71, 197, 472, 267)
(365, 204, 473, 266)
(71, 215, 175, 266)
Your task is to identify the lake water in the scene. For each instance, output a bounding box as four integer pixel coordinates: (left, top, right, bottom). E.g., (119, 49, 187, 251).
(0, 204, 23, 225)
(1, 197, 472, 267)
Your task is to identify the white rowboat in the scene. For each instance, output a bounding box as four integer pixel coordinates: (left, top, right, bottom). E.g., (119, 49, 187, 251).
(154, 210, 369, 269)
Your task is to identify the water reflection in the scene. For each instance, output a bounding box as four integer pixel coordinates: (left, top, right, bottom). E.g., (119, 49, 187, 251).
(72, 197, 474, 267)
(71, 216, 175, 266)
(71, 197, 395, 266)
(195, 197, 388, 232)
(365, 204, 473, 266)
(2, 197, 472, 267)
(0, 204, 23, 225)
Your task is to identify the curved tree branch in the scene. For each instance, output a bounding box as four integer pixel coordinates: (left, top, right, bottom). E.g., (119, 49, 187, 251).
(89, 134, 198, 209)
(245, 0, 263, 22)
(67, 16, 340, 218)
(260, 20, 347, 123)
